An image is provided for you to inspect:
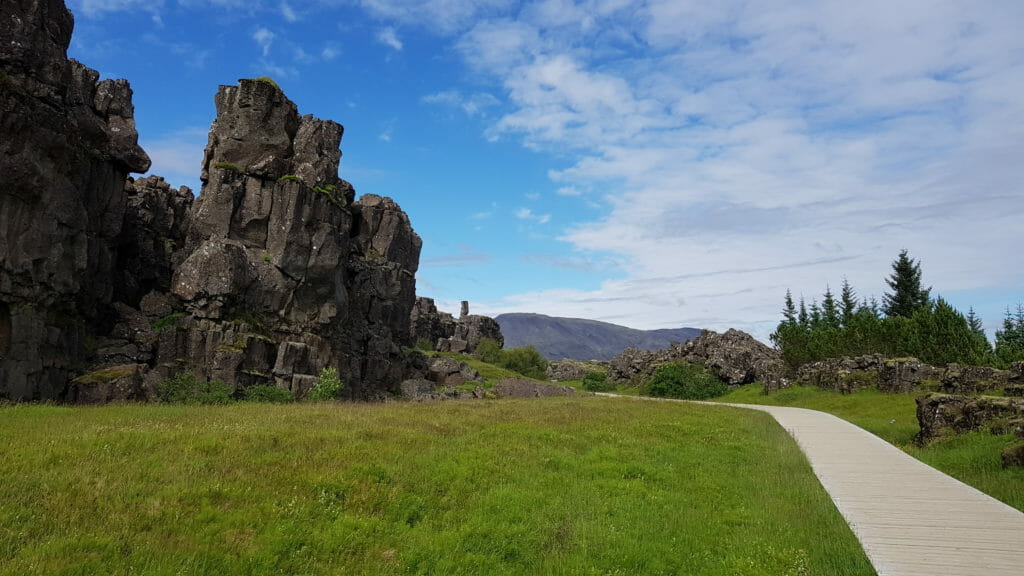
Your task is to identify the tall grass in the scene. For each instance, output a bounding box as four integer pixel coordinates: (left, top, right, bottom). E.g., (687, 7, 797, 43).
(0, 399, 874, 575)
(718, 385, 1024, 511)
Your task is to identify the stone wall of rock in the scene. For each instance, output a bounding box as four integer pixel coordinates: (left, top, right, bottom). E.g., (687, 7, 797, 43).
(608, 329, 786, 390)
(546, 359, 606, 381)
(1, 0, 150, 399)
(423, 300, 504, 354)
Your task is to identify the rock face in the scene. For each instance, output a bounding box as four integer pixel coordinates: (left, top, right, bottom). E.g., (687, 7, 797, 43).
(417, 299, 504, 355)
(491, 378, 577, 398)
(410, 297, 456, 347)
(546, 359, 606, 382)
(798, 356, 1019, 396)
(157, 78, 421, 398)
(1, 0, 150, 399)
(608, 329, 786, 390)
(0, 1, 424, 401)
(916, 394, 1024, 445)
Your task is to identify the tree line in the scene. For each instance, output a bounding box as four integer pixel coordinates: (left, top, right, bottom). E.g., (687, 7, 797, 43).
(771, 250, 1024, 369)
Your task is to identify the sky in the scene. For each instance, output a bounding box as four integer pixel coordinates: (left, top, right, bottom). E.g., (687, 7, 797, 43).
(67, 0, 1024, 342)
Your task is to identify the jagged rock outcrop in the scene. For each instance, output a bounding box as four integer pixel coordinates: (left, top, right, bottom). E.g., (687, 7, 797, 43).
(151, 78, 421, 398)
(410, 297, 456, 347)
(1, 0, 150, 399)
(916, 393, 1024, 445)
(492, 378, 577, 398)
(415, 299, 503, 354)
(608, 329, 786, 390)
(798, 356, 1020, 396)
(546, 359, 606, 381)
(435, 300, 503, 353)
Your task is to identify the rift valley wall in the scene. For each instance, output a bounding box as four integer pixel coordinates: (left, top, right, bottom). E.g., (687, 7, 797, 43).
(0, 0, 422, 400)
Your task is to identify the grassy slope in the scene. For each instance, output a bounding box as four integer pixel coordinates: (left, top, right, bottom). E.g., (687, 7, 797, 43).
(718, 385, 1024, 511)
(0, 399, 874, 576)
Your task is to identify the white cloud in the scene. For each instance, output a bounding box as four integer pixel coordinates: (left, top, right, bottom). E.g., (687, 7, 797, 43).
(357, 0, 515, 34)
(423, 90, 500, 116)
(280, 1, 298, 22)
(252, 27, 275, 56)
(377, 27, 403, 51)
(139, 126, 209, 193)
(321, 44, 340, 61)
(515, 207, 551, 224)
(442, 0, 1024, 339)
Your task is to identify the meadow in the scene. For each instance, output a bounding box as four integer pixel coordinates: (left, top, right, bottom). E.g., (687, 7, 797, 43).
(0, 398, 875, 575)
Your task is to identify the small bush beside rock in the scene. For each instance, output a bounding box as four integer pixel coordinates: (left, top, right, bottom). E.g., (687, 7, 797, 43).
(647, 362, 728, 400)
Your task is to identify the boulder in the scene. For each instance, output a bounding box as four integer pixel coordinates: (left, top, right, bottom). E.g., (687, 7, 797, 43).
(915, 393, 1024, 445)
(410, 297, 456, 349)
(69, 364, 147, 404)
(940, 364, 1009, 395)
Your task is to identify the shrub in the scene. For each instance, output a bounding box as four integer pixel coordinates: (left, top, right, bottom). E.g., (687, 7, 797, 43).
(582, 372, 615, 392)
(501, 345, 548, 380)
(646, 362, 728, 400)
(415, 338, 435, 352)
(474, 338, 504, 365)
(252, 76, 281, 90)
(157, 372, 233, 405)
(243, 385, 293, 403)
(309, 366, 343, 401)
(213, 161, 243, 172)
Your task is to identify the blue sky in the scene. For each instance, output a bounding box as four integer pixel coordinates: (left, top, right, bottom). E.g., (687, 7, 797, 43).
(68, 0, 1024, 341)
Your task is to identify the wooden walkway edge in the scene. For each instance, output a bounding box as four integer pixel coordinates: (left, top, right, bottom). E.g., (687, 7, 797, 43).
(598, 394, 1024, 576)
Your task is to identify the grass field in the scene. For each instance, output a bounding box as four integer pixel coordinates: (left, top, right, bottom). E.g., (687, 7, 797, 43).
(0, 398, 874, 575)
(717, 384, 1024, 511)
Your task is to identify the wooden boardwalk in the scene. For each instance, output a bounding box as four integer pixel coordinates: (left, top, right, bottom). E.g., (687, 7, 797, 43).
(601, 395, 1024, 575)
(725, 404, 1024, 576)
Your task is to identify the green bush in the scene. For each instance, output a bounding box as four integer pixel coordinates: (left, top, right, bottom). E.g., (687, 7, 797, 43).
(646, 362, 728, 400)
(415, 338, 435, 352)
(501, 346, 548, 380)
(157, 372, 233, 405)
(309, 366, 343, 401)
(474, 338, 504, 365)
(243, 385, 293, 403)
(582, 372, 615, 392)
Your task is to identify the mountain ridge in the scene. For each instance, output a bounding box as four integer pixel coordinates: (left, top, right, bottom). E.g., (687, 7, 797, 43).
(496, 313, 702, 361)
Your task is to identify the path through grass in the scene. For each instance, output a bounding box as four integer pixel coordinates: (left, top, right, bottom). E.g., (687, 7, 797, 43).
(718, 385, 1024, 511)
(0, 398, 873, 575)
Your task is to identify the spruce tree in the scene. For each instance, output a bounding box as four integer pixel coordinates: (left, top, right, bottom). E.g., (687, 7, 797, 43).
(840, 278, 857, 327)
(822, 285, 840, 328)
(782, 290, 797, 325)
(883, 250, 931, 318)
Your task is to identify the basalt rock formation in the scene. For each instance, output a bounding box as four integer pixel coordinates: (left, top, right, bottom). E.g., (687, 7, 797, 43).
(412, 299, 503, 355)
(1, 0, 150, 398)
(1, 1, 423, 400)
(608, 329, 786, 390)
(154, 78, 421, 398)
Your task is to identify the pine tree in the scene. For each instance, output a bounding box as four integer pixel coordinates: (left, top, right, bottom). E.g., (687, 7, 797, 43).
(798, 297, 809, 327)
(840, 278, 857, 327)
(782, 290, 797, 325)
(822, 285, 840, 328)
(883, 250, 931, 318)
(995, 304, 1024, 365)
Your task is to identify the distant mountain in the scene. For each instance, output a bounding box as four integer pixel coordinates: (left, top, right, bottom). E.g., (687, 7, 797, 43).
(495, 313, 702, 361)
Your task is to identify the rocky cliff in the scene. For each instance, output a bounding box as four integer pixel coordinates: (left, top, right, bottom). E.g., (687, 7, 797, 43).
(1, 0, 150, 398)
(1, 1, 423, 401)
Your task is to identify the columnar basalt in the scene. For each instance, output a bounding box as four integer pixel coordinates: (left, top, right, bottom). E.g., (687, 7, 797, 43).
(1, 0, 150, 399)
(159, 79, 422, 398)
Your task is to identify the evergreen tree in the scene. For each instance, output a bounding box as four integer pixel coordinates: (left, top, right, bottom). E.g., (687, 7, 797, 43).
(798, 297, 809, 327)
(782, 289, 797, 325)
(883, 250, 931, 318)
(822, 285, 840, 328)
(995, 304, 1024, 365)
(967, 307, 985, 338)
(840, 278, 857, 327)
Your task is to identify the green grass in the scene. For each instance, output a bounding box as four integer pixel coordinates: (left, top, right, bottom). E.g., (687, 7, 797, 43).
(433, 352, 523, 385)
(717, 384, 1024, 511)
(0, 399, 874, 575)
